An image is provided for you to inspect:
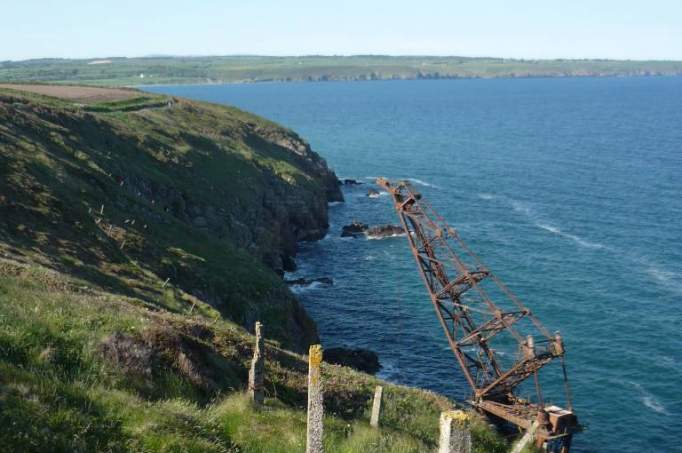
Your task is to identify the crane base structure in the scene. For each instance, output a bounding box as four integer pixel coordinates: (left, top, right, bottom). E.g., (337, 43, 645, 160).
(376, 178, 578, 452)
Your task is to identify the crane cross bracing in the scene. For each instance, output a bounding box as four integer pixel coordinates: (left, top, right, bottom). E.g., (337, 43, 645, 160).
(377, 178, 578, 452)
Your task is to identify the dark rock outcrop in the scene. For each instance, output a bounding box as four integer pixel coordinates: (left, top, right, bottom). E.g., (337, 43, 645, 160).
(75, 104, 344, 277)
(341, 222, 405, 239)
(341, 221, 368, 237)
(341, 178, 363, 186)
(324, 347, 381, 374)
(366, 224, 405, 239)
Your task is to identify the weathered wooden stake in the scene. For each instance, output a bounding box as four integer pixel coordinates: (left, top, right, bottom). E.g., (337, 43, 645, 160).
(370, 385, 383, 428)
(100, 204, 104, 215)
(162, 277, 170, 288)
(438, 410, 471, 453)
(248, 322, 265, 405)
(306, 344, 324, 453)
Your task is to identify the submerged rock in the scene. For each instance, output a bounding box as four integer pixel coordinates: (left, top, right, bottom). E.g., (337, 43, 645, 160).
(367, 189, 380, 198)
(341, 222, 404, 239)
(341, 221, 368, 237)
(342, 178, 363, 186)
(324, 347, 381, 374)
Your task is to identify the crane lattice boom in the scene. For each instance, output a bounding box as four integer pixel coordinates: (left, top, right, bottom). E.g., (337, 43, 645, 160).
(377, 178, 578, 452)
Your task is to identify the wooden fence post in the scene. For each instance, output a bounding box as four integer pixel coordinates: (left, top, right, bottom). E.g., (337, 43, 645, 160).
(248, 322, 265, 404)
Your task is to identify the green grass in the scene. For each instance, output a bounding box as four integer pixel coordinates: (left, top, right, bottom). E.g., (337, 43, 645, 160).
(1, 55, 682, 86)
(0, 86, 340, 350)
(0, 85, 510, 451)
(0, 266, 508, 452)
(83, 96, 169, 112)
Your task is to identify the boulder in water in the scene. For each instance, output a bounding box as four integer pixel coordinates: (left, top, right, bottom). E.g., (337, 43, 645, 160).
(341, 222, 404, 239)
(341, 221, 368, 237)
(342, 178, 363, 186)
(365, 224, 404, 239)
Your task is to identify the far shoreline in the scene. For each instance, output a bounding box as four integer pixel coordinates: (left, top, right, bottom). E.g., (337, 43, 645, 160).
(135, 72, 682, 90)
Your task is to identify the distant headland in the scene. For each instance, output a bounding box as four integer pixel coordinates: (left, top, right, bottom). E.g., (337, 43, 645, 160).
(2, 54, 682, 86)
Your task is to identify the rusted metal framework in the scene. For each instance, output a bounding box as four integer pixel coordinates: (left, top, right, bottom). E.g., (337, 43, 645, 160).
(377, 178, 578, 452)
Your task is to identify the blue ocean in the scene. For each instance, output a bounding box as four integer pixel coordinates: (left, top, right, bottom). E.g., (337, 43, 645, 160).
(146, 77, 682, 452)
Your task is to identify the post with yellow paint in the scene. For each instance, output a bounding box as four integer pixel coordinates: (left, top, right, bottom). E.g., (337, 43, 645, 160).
(306, 344, 324, 453)
(438, 410, 471, 453)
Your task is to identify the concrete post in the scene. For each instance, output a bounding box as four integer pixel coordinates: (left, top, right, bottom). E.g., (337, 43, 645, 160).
(510, 420, 539, 453)
(306, 344, 324, 453)
(439, 410, 471, 453)
(370, 385, 383, 428)
(248, 322, 265, 405)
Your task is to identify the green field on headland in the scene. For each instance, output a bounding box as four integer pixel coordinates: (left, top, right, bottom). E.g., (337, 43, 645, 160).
(2, 55, 682, 86)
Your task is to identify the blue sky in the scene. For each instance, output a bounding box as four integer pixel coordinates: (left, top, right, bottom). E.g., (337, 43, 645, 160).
(2, 0, 681, 61)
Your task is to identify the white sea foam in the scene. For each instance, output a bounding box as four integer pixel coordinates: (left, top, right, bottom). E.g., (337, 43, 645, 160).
(659, 355, 678, 369)
(366, 232, 407, 240)
(376, 360, 401, 380)
(624, 253, 682, 295)
(288, 280, 331, 294)
(328, 201, 343, 207)
(319, 232, 334, 242)
(630, 382, 670, 415)
(536, 223, 560, 234)
(407, 178, 441, 189)
(536, 223, 605, 249)
(478, 193, 495, 200)
(646, 266, 678, 285)
(643, 396, 668, 414)
(501, 196, 605, 250)
(643, 263, 682, 295)
(509, 198, 534, 217)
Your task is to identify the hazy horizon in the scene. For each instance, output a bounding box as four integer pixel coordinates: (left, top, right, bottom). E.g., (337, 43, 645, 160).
(3, 0, 681, 61)
(5, 53, 682, 64)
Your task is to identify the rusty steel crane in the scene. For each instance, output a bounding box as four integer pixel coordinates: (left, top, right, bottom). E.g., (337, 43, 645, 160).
(377, 178, 578, 452)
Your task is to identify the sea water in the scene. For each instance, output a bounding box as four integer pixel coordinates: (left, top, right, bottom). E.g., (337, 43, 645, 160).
(146, 77, 682, 452)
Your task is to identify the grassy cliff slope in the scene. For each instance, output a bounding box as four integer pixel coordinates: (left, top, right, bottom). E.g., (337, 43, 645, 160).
(0, 261, 507, 452)
(0, 84, 344, 351)
(0, 85, 508, 452)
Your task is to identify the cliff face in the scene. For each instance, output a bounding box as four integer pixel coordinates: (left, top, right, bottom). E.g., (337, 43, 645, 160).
(107, 104, 343, 275)
(0, 86, 342, 351)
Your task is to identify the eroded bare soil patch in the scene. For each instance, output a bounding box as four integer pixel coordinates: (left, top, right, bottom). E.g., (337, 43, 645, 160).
(0, 84, 138, 103)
